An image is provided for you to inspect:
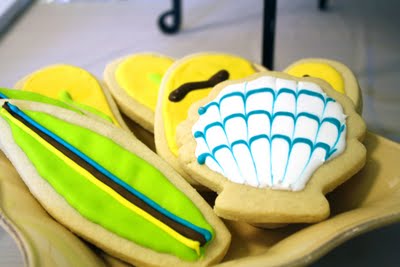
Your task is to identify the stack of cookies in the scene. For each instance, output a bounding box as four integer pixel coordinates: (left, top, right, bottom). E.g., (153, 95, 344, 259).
(0, 52, 367, 266)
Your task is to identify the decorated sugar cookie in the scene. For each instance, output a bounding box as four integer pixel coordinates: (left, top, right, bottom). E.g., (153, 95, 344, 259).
(104, 53, 174, 133)
(177, 72, 366, 224)
(154, 52, 265, 185)
(14, 64, 128, 129)
(284, 58, 362, 113)
(0, 100, 230, 266)
(0, 87, 117, 125)
(0, 87, 80, 110)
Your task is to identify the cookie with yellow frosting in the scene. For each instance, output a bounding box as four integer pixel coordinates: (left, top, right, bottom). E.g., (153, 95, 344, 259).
(14, 64, 129, 130)
(284, 58, 363, 113)
(104, 53, 174, 133)
(177, 72, 366, 225)
(154, 52, 266, 185)
(0, 87, 117, 126)
(0, 100, 230, 267)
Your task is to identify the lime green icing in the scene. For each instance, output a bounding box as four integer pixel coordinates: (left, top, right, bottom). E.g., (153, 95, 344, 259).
(147, 73, 163, 86)
(58, 90, 113, 123)
(0, 88, 81, 113)
(3, 110, 214, 261)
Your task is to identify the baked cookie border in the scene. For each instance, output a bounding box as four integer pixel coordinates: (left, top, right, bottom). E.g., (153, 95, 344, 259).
(177, 71, 366, 224)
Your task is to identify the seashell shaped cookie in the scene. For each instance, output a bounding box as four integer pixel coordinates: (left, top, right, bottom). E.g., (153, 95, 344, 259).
(14, 64, 129, 129)
(104, 53, 174, 133)
(177, 72, 366, 224)
(155, 52, 266, 186)
(284, 58, 363, 114)
(0, 100, 230, 266)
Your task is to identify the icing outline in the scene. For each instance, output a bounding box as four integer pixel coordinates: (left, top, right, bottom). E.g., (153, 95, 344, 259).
(1, 102, 215, 260)
(192, 77, 347, 191)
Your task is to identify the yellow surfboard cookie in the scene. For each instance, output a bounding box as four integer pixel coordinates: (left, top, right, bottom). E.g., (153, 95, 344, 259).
(104, 53, 174, 133)
(155, 52, 265, 185)
(15, 64, 128, 129)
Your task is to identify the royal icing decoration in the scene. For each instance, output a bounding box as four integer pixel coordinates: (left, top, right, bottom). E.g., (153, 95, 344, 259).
(20, 64, 119, 125)
(0, 102, 213, 261)
(115, 54, 174, 111)
(0, 88, 81, 113)
(192, 76, 347, 191)
(169, 70, 229, 102)
(286, 62, 345, 94)
(161, 54, 257, 156)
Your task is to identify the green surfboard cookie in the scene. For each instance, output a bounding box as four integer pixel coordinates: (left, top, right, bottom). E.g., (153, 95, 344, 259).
(0, 100, 230, 267)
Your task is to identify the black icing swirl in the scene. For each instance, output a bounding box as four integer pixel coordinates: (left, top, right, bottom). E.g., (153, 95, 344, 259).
(168, 70, 229, 102)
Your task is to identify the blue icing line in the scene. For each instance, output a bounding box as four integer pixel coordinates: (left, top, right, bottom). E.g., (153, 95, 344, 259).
(7, 103, 212, 242)
(0, 92, 8, 99)
(298, 93, 329, 179)
(194, 83, 346, 187)
(193, 131, 204, 138)
(215, 90, 246, 182)
(198, 111, 342, 148)
(194, 130, 225, 172)
(231, 139, 249, 148)
(221, 111, 342, 134)
(219, 91, 245, 106)
(277, 88, 297, 98)
(268, 89, 276, 185)
(224, 88, 247, 183)
(247, 110, 272, 121)
(223, 113, 246, 126)
(197, 134, 335, 166)
(282, 84, 299, 183)
(274, 111, 295, 121)
(246, 87, 275, 99)
(244, 82, 260, 186)
(199, 87, 334, 115)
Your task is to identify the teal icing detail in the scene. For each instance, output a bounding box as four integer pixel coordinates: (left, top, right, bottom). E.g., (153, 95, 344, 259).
(0, 92, 7, 99)
(7, 102, 212, 242)
(194, 83, 346, 187)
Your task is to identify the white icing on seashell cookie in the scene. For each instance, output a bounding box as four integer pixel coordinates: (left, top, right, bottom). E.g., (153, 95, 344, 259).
(177, 72, 366, 224)
(284, 58, 363, 114)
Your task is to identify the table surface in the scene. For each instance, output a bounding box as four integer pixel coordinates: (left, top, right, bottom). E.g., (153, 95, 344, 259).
(0, 0, 399, 266)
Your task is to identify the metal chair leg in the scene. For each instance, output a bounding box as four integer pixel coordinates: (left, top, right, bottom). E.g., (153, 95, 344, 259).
(158, 0, 182, 34)
(262, 0, 277, 70)
(319, 0, 328, 11)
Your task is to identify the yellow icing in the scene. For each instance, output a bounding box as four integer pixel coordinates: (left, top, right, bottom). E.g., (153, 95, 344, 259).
(286, 62, 345, 94)
(115, 54, 174, 111)
(20, 65, 120, 125)
(162, 54, 257, 156)
(1, 108, 200, 254)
